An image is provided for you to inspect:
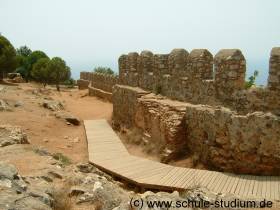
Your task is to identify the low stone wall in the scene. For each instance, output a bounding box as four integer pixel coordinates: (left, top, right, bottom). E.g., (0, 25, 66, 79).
(79, 71, 118, 100)
(77, 79, 90, 90)
(89, 86, 112, 102)
(112, 84, 280, 175)
(112, 85, 149, 128)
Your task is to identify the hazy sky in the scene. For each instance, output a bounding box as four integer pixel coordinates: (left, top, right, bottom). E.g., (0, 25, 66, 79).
(1, 0, 279, 84)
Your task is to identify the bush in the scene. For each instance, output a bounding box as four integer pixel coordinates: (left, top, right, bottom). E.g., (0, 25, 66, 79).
(52, 153, 72, 166)
(31, 58, 51, 87)
(64, 78, 76, 88)
(245, 70, 259, 89)
(93, 67, 115, 75)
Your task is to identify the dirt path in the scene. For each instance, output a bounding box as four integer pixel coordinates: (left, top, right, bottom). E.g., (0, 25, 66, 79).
(0, 83, 112, 166)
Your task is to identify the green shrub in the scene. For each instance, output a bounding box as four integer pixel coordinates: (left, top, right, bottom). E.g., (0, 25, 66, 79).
(93, 66, 115, 75)
(52, 153, 72, 166)
(245, 70, 259, 89)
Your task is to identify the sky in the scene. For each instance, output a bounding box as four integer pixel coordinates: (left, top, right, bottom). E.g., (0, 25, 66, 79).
(0, 0, 279, 84)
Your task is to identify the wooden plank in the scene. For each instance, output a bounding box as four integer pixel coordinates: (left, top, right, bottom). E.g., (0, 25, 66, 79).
(163, 167, 183, 187)
(234, 175, 247, 195)
(261, 176, 268, 199)
(136, 166, 174, 184)
(199, 170, 213, 187)
(244, 175, 256, 198)
(221, 174, 237, 194)
(272, 176, 280, 200)
(85, 120, 280, 200)
(256, 176, 265, 198)
(252, 176, 261, 198)
(214, 173, 230, 193)
(205, 172, 220, 191)
(207, 172, 223, 192)
(157, 168, 180, 186)
(173, 168, 195, 188)
(121, 160, 166, 176)
(240, 176, 252, 197)
(128, 165, 170, 180)
(165, 168, 187, 187)
(181, 169, 199, 188)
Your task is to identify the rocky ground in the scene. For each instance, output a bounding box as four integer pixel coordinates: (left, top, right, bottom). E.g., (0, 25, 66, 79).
(0, 83, 279, 210)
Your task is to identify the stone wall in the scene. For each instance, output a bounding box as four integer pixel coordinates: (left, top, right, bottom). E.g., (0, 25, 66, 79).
(185, 105, 280, 175)
(113, 85, 280, 175)
(118, 48, 280, 115)
(113, 47, 280, 175)
(78, 71, 118, 101)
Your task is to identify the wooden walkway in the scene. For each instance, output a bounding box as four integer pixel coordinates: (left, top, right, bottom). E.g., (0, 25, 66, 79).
(85, 119, 280, 201)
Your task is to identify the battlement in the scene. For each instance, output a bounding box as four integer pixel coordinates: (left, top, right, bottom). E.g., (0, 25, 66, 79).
(118, 48, 280, 114)
(268, 47, 280, 91)
(80, 71, 118, 92)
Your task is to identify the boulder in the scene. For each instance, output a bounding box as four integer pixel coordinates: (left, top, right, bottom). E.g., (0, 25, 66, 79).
(0, 162, 52, 210)
(42, 100, 64, 111)
(54, 111, 80, 125)
(0, 125, 29, 147)
(0, 162, 18, 180)
(0, 99, 12, 111)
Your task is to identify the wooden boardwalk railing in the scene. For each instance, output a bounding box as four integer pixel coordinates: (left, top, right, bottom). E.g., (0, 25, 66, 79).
(84, 119, 280, 200)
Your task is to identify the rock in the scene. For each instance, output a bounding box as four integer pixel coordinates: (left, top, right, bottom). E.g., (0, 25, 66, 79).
(27, 189, 53, 208)
(14, 100, 24, 107)
(0, 162, 18, 179)
(180, 186, 217, 204)
(12, 76, 25, 83)
(34, 147, 51, 156)
(0, 125, 29, 147)
(0, 99, 12, 111)
(76, 163, 94, 173)
(70, 186, 87, 196)
(41, 176, 53, 182)
(0, 162, 52, 210)
(7, 73, 21, 79)
(54, 111, 80, 125)
(73, 137, 80, 143)
(93, 181, 103, 192)
(42, 100, 64, 111)
(47, 170, 63, 179)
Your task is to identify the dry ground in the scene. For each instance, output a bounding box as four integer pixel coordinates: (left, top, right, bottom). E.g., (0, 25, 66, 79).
(0, 83, 112, 174)
(0, 82, 218, 174)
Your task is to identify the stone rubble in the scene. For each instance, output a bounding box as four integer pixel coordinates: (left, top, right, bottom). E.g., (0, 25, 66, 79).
(0, 125, 29, 147)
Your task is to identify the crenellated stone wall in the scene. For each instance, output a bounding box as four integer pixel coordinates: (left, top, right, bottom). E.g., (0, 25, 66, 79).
(113, 47, 280, 175)
(118, 48, 280, 115)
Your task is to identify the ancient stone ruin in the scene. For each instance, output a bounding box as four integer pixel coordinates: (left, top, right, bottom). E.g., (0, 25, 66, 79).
(78, 47, 280, 176)
(79, 71, 118, 101)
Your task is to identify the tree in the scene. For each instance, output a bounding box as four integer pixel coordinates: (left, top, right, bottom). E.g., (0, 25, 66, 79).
(0, 35, 17, 81)
(93, 66, 115, 75)
(16, 46, 32, 57)
(245, 70, 259, 89)
(15, 46, 32, 80)
(48, 57, 71, 91)
(25, 50, 48, 81)
(31, 58, 51, 87)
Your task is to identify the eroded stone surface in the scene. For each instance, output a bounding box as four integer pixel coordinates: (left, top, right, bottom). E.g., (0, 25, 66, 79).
(0, 125, 29, 147)
(42, 100, 64, 111)
(112, 85, 280, 175)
